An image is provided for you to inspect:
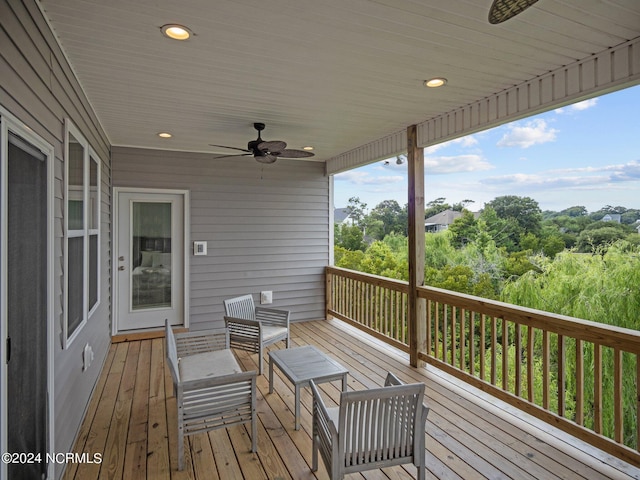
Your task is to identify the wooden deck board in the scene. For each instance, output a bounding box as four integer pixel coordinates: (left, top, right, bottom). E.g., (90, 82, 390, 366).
(63, 319, 640, 480)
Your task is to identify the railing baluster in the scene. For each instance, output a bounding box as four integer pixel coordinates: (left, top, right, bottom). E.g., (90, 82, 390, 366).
(480, 314, 486, 382)
(594, 343, 603, 434)
(558, 334, 565, 417)
(452, 306, 457, 367)
(576, 339, 584, 425)
(614, 347, 623, 444)
(502, 318, 508, 391)
(460, 308, 466, 372)
(515, 323, 521, 397)
(543, 330, 550, 411)
(469, 311, 476, 376)
(527, 326, 534, 402)
(491, 316, 497, 386)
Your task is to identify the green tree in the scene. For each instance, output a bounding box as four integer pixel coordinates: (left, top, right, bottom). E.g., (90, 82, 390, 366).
(334, 223, 366, 251)
(576, 223, 629, 252)
(485, 195, 543, 236)
(334, 245, 365, 270)
(346, 196, 367, 227)
(424, 197, 450, 219)
(448, 210, 478, 247)
(367, 200, 407, 239)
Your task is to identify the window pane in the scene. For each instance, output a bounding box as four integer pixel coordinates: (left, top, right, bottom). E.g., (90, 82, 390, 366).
(68, 133, 84, 230)
(131, 202, 172, 310)
(89, 155, 98, 230)
(68, 236, 84, 335)
(89, 234, 98, 311)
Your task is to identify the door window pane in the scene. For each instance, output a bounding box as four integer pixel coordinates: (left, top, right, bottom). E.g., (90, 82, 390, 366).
(131, 202, 172, 310)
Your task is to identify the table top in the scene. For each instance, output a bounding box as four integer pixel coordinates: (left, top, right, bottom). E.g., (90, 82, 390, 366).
(269, 345, 348, 384)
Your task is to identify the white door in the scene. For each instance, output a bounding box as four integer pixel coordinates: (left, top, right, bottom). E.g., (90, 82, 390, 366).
(115, 189, 186, 331)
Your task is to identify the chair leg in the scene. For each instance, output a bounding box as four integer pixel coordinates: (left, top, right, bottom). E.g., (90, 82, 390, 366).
(178, 411, 184, 470)
(258, 343, 264, 375)
(311, 433, 318, 472)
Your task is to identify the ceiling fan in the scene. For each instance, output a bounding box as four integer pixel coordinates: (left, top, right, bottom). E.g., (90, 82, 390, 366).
(210, 122, 315, 164)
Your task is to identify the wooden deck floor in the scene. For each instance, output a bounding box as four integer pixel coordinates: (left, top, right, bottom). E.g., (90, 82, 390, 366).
(63, 319, 639, 480)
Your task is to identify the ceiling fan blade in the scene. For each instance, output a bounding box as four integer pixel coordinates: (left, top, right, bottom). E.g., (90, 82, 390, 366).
(209, 144, 251, 153)
(277, 149, 315, 158)
(255, 154, 278, 164)
(258, 141, 287, 154)
(213, 153, 252, 160)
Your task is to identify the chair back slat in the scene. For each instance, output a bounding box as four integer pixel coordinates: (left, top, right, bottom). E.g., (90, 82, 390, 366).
(223, 294, 256, 320)
(339, 382, 424, 467)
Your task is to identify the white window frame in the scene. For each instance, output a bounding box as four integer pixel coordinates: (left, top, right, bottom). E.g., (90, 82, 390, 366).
(64, 120, 101, 347)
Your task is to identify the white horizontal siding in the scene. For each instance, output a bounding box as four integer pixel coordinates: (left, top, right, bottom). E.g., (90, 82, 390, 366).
(112, 147, 329, 328)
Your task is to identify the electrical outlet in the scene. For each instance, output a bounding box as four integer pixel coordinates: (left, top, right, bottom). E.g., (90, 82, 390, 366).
(83, 343, 94, 371)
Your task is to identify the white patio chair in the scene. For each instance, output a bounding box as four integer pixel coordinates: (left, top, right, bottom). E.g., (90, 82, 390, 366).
(310, 372, 429, 480)
(223, 294, 290, 374)
(165, 320, 257, 470)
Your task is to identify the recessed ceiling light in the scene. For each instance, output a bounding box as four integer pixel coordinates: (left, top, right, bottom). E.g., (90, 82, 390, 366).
(303, 146, 314, 151)
(161, 24, 192, 41)
(424, 78, 447, 88)
(157, 132, 172, 138)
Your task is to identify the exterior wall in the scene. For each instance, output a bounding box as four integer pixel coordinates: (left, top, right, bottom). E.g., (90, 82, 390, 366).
(0, 1, 112, 478)
(112, 147, 329, 328)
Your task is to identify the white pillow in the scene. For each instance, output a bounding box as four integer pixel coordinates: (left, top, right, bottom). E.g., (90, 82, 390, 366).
(140, 250, 158, 267)
(152, 252, 171, 268)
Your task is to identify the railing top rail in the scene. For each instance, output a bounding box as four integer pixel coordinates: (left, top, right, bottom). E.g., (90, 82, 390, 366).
(327, 266, 409, 292)
(418, 285, 640, 353)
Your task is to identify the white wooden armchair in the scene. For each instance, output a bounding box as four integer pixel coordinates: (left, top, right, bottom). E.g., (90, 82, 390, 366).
(310, 372, 429, 480)
(223, 294, 290, 374)
(165, 320, 257, 470)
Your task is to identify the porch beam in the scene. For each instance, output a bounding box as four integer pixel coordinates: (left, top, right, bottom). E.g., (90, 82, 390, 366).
(407, 124, 426, 368)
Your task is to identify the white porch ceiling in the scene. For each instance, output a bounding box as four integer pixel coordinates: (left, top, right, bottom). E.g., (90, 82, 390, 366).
(39, 0, 640, 171)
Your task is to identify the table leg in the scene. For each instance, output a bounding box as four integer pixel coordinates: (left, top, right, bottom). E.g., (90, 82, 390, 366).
(269, 357, 274, 394)
(295, 383, 301, 430)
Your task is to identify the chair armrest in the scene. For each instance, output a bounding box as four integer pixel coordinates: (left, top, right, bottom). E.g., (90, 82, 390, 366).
(255, 306, 290, 328)
(175, 329, 229, 357)
(309, 379, 338, 441)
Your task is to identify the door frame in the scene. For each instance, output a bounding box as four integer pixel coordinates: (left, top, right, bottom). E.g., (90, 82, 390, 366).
(0, 107, 55, 479)
(112, 187, 190, 335)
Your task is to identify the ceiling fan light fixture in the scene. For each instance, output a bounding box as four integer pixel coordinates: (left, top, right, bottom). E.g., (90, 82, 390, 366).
(161, 24, 192, 40)
(424, 77, 447, 88)
(303, 146, 314, 151)
(157, 132, 172, 138)
(488, 0, 539, 24)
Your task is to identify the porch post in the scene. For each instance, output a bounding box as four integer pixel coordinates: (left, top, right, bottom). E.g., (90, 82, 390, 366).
(407, 124, 426, 368)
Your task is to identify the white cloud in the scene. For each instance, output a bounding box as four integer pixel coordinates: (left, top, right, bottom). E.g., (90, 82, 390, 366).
(480, 160, 640, 190)
(424, 154, 494, 174)
(555, 98, 598, 114)
(424, 135, 479, 154)
(497, 119, 558, 148)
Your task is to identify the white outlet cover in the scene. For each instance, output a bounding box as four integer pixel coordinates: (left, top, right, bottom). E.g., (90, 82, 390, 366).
(261, 291, 273, 304)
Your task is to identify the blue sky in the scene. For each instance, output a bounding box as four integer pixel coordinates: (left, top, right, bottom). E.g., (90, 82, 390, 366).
(334, 85, 640, 214)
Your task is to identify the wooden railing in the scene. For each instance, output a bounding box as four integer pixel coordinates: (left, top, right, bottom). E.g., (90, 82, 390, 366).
(326, 266, 640, 467)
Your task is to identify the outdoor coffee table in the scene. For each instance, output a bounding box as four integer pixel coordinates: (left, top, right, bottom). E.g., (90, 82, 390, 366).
(269, 345, 349, 430)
